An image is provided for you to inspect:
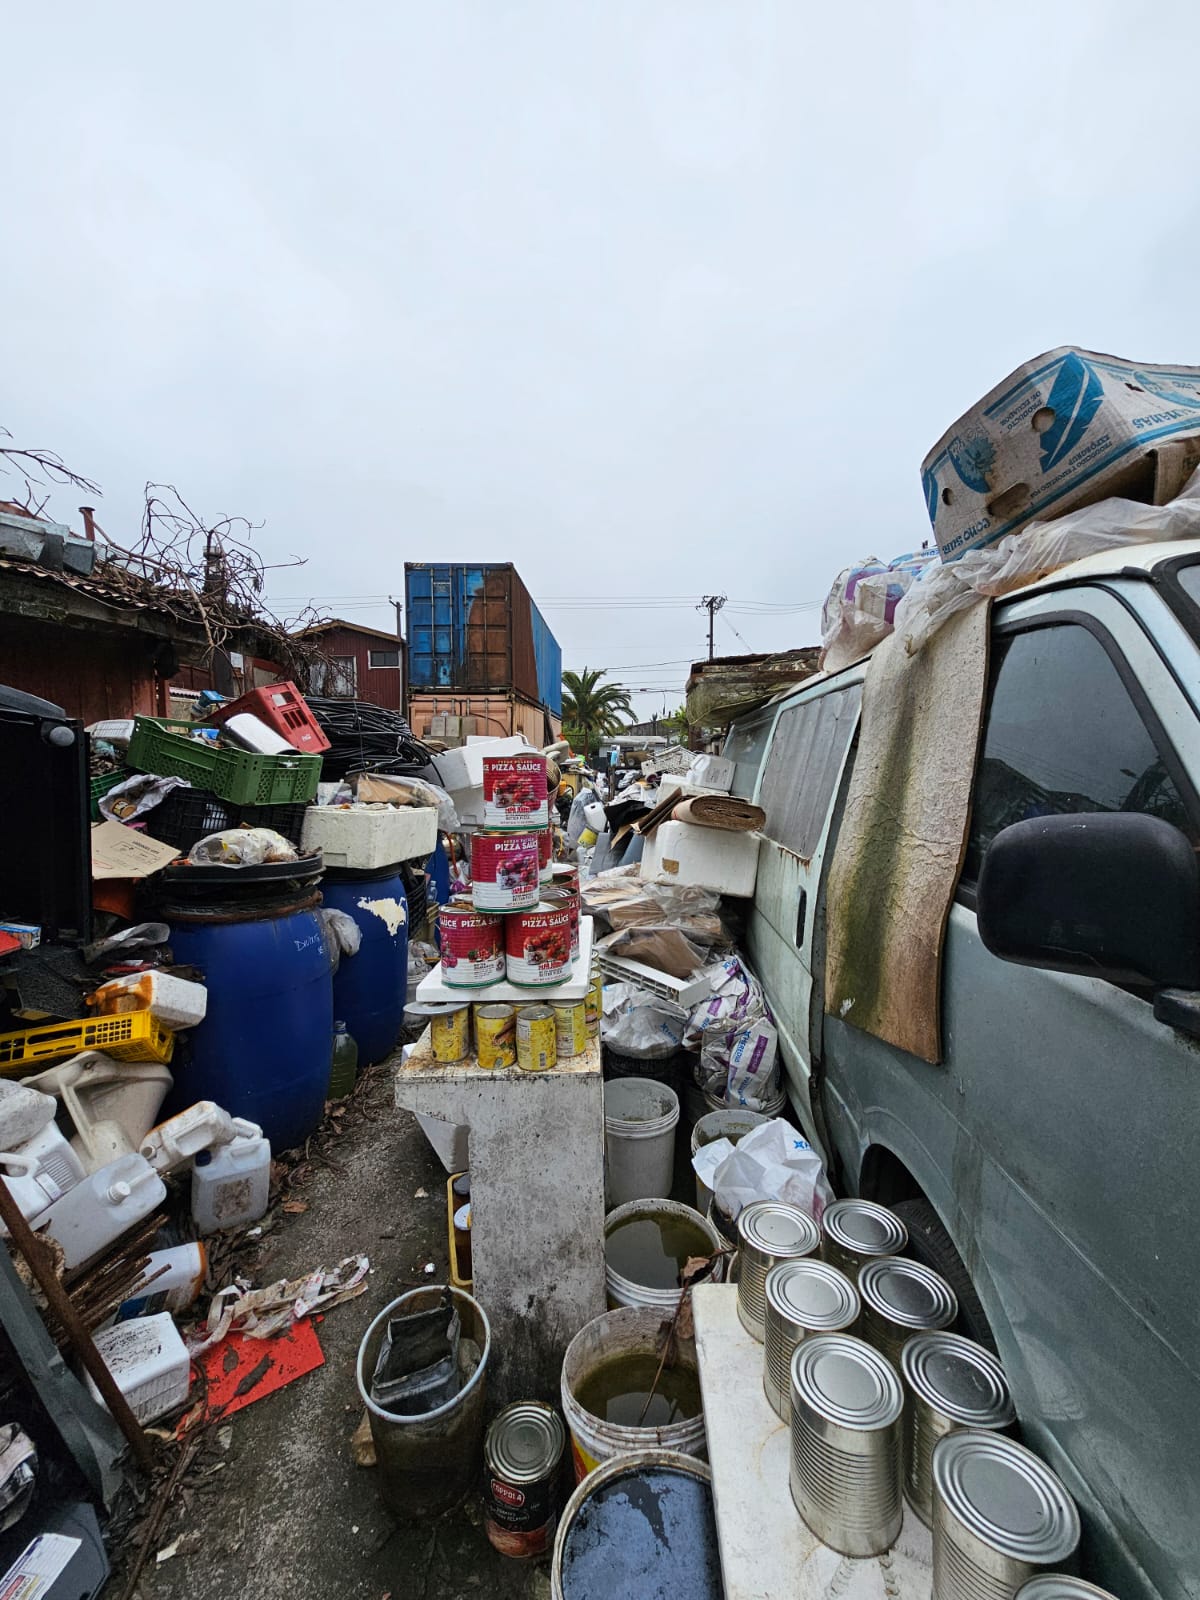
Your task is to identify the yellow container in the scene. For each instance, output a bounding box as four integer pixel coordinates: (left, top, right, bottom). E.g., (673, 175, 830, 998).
(447, 1173, 472, 1290)
(475, 1004, 517, 1070)
(516, 1005, 556, 1072)
(553, 1001, 588, 1059)
(430, 1004, 471, 1063)
(0, 1011, 175, 1076)
(585, 971, 603, 1038)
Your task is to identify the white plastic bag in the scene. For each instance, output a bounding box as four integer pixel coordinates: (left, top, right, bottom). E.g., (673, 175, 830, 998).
(699, 1118, 834, 1223)
(188, 828, 298, 866)
(820, 551, 937, 674)
(895, 466, 1200, 656)
(99, 773, 189, 823)
(601, 981, 688, 1059)
(684, 956, 765, 1049)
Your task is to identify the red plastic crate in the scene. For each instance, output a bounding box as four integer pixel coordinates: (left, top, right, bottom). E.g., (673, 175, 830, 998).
(208, 681, 330, 755)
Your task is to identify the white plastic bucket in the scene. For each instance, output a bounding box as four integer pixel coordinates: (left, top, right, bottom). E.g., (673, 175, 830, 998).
(604, 1077, 680, 1207)
(605, 1198, 725, 1311)
(703, 1082, 788, 1119)
(560, 1306, 707, 1482)
(690, 1108, 770, 1211)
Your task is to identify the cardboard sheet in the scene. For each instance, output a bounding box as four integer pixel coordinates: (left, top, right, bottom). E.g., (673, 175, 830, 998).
(672, 795, 765, 833)
(90, 820, 180, 880)
(824, 604, 990, 1064)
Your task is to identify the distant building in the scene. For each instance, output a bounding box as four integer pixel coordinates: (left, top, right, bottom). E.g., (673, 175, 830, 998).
(296, 619, 403, 711)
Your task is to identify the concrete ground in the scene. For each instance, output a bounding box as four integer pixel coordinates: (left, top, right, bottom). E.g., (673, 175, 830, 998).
(130, 1065, 547, 1600)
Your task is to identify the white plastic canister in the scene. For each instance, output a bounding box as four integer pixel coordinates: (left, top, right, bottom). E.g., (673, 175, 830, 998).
(0, 1121, 86, 1231)
(85, 1311, 191, 1424)
(141, 1104, 259, 1174)
(37, 1153, 167, 1269)
(191, 1132, 271, 1235)
(604, 1078, 680, 1208)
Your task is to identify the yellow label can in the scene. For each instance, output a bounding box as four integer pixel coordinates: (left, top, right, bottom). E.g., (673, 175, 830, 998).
(516, 1005, 557, 1072)
(475, 1004, 517, 1070)
(585, 972, 603, 1037)
(552, 1000, 588, 1059)
(429, 1003, 470, 1063)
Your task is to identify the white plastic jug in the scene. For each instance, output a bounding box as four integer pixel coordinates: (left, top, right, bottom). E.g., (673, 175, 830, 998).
(38, 1153, 167, 1269)
(90, 972, 207, 1031)
(84, 1311, 191, 1424)
(0, 1121, 86, 1232)
(191, 1133, 271, 1236)
(140, 1104, 260, 1174)
(24, 1053, 173, 1171)
(118, 1242, 208, 1319)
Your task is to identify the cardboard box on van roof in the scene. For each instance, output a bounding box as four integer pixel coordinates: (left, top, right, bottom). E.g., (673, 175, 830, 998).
(921, 347, 1200, 562)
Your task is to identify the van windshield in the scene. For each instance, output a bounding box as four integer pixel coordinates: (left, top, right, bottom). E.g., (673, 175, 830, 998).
(1166, 558, 1200, 644)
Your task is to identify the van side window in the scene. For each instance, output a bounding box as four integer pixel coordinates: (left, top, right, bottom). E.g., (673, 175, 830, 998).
(759, 684, 862, 859)
(723, 704, 777, 799)
(964, 623, 1198, 881)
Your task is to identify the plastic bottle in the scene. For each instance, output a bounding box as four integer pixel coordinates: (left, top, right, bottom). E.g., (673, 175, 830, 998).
(90, 972, 208, 1031)
(329, 1022, 359, 1099)
(0, 1122, 86, 1233)
(191, 1133, 272, 1236)
(37, 1154, 167, 1270)
(117, 1242, 208, 1320)
(139, 1104, 260, 1174)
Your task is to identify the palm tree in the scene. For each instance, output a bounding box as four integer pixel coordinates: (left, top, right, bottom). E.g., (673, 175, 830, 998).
(561, 667, 633, 759)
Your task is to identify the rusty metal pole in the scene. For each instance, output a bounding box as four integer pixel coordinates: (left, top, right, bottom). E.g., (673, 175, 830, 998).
(0, 1182, 156, 1472)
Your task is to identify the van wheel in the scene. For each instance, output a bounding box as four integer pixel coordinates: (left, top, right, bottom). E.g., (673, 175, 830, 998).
(891, 1198, 997, 1355)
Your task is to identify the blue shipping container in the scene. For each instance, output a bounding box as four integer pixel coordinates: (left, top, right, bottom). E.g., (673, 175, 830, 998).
(404, 563, 562, 716)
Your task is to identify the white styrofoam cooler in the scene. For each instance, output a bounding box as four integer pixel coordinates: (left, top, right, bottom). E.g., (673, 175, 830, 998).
(428, 736, 533, 795)
(415, 1113, 470, 1173)
(301, 805, 439, 869)
(688, 753, 734, 792)
(641, 820, 761, 897)
(85, 1312, 190, 1424)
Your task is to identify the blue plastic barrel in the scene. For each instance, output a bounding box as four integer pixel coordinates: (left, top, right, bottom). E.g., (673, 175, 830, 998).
(320, 868, 409, 1066)
(164, 906, 333, 1152)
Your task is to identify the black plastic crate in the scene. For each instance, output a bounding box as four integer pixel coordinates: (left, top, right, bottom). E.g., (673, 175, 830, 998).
(148, 790, 309, 854)
(241, 803, 307, 847)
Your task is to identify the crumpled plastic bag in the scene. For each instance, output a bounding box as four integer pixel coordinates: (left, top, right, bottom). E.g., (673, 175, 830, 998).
(351, 772, 458, 834)
(318, 907, 362, 973)
(601, 981, 688, 1059)
(99, 772, 190, 823)
(704, 1014, 781, 1110)
(684, 955, 766, 1049)
(188, 828, 298, 866)
(894, 466, 1200, 656)
(694, 1118, 833, 1223)
(820, 550, 938, 674)
(188, 1255, 370, 1354)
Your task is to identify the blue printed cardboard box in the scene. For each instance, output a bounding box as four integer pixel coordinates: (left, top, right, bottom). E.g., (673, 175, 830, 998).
(921, 347, 1200, 562)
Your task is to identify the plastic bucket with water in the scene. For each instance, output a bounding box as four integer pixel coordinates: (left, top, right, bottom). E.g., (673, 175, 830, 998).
(689, 1108, 769, 1211)
(560, 1306, 707, 1482)
(603, 1077, 680, 1207)
(605, 1198, 725, 1312)
(355, 1286, 490, 1519)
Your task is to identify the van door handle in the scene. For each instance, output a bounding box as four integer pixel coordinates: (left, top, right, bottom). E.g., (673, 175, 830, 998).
(796, 888, 808, 947)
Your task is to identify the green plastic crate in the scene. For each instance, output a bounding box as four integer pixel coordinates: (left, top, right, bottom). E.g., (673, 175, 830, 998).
(127, 717, 322, 806)
(89, 770, 126, 821)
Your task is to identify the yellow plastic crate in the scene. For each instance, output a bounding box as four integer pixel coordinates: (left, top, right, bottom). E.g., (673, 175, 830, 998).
(0, 1011, 175, 1075)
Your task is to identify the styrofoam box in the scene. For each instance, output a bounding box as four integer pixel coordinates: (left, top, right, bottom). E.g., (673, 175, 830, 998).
(85, 1312, 190, 1424)
(430, 737, 533, 795)
(301, 804, 439, 869)
(415, 1113, 469, 1173)
(688, 753, 734, 792)
(641, 820, 761, 898)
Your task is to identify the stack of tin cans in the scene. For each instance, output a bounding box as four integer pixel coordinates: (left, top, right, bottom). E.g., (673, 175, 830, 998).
(735, 1201, 820, 1340)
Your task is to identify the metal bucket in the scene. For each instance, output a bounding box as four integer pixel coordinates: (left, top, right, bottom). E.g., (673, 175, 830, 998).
(763, 1259, 860, 1421)
(820, 1198, 908, 1283)
(355, 1286, 490, 1519)
(932, 1431, 1081, 1600)
(551, 1449, 720, 1600)
(858, 1256, 958, 1370)
(789, 1333, 904, 1557)
(604, 1198, 724, 1312)
(736, 1201, 820, 1341)
(689, 1108, 769, 1212)
(901, 1333, 1014, 1526)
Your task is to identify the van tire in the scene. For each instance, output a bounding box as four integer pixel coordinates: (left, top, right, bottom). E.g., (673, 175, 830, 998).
(891, 1198, 997, 1355)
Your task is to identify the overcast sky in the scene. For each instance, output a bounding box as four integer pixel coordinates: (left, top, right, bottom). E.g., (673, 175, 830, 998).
(3, 1, 1198, 719)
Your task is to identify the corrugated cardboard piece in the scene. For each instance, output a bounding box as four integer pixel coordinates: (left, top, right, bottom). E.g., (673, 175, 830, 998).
(922, 347, 1200, 561)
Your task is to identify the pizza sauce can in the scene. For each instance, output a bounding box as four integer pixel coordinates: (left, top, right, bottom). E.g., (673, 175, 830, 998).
(471, 831, 540, 912)
(505, 904, 574, 987)
(550, 863, 579, 895)
(537, 824, 554, 881)
(540, 889, 580, 962)
(516, 1005, 557, 1072)
(438, 904, 505, 987)
(483, 1402, 566, 1559)
(482, 754, 549, 831)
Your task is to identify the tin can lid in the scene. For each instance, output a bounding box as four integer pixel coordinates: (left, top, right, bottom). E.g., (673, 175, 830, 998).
(485, 1402, 565, 1484)
(404, 1001, 469, 1019)
(737, 1201, 819, 1259)
(821, 1199, 908, 1257)
(790, 1333, 903, 1429)
(765, 1259, 860, 1331)
(859, 1256, 957, 1331)
(932, 1431, 1080, 1561)
(901, 1332, 1014, 1426)
(516, 1004, 554, 1020)
(1016, 1578, 1119, 1600)
(476, 1004, 515, 1019)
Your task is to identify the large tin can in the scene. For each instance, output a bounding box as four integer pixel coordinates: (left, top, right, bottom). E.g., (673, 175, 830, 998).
(439, 904, 505, 987)
(858, 1256, 958, 1371)
(482, 754, 549, 831)
(505, 905, 574, 987)
(472, 832, 541, 913)
(552, 1000, 587, 1059)
(537, 824, 554, 881)
(550, 863, 579, 895)
(540, 888, 580, 961)
(736, 1201, 820, 1341)
(585, 969, 602, 1037)
(516, 1005, 557, 1072)
(932, 1431, 1080, 1600)
(820, 1198, 908, 1283)
(901, 1332, 1014, 1526)
(763, 1259, 860, 1421)
(405, 1001, 471, 1063)
(484, 1401, 566, 1559)
(1017, 1579, 1121, 1600)
(790, 1333, 904, 1558)
(475, 1003, 517, 1071)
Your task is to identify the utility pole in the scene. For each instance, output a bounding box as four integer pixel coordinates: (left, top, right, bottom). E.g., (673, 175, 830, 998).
(697, 594, 727, 661)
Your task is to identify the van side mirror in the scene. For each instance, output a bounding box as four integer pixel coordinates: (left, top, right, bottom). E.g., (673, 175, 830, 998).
(976, 812, 1200, 990)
